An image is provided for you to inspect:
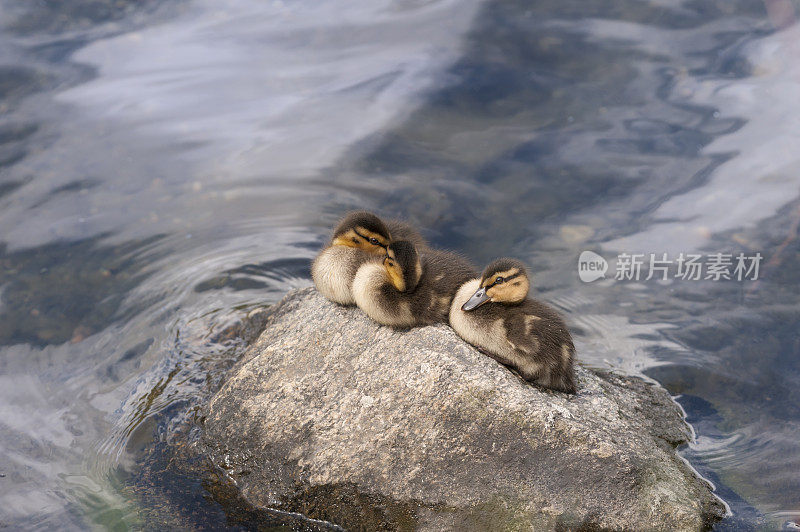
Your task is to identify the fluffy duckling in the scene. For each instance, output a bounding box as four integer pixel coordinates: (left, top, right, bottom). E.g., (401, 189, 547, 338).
(353, 240, 475, 328)
(312, 211, 426, 305)
(449, 258, 577, 393)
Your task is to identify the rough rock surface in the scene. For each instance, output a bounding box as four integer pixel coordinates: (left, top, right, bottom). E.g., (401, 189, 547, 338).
(202, 287, 726, 531)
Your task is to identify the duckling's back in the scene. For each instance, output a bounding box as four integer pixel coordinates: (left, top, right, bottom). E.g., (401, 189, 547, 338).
(386, 219, 428, 249)
(409, 250, 476, 325)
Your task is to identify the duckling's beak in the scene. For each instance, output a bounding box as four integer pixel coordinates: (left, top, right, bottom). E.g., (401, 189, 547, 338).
(462, 287, 490, 311)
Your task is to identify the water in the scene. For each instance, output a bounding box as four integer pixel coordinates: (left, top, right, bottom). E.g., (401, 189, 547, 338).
(1, 0, 798, 528)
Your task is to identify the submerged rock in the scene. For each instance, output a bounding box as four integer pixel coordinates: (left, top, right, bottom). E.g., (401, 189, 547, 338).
(202, 287, 726, 530)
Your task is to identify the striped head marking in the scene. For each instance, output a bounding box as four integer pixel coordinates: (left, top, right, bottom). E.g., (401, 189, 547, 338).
(384, 240, 422, 292)
(462, 258, 530, 311)
(480, 258, 530, 305)
(331, 211, 391, 254)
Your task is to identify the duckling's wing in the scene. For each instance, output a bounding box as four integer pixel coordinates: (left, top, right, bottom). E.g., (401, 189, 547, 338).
(515, 300, 577, 393)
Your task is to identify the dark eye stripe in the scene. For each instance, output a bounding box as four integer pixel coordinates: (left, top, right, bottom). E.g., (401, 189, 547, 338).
(485, 271, 521, 288)
(354, 230, 386, 247)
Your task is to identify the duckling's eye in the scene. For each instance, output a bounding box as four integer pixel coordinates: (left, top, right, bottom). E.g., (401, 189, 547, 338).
(352, 237, 359, 243)
(495, 276, 504, 284)
(369, 237, 379, 245)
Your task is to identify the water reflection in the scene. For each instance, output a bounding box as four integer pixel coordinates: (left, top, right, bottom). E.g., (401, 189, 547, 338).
(0, 235, 162, 346)
(1, 0, 799, 529)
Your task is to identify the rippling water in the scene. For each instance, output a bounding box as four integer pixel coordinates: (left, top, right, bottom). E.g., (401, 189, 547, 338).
(1, 0, 799, 528)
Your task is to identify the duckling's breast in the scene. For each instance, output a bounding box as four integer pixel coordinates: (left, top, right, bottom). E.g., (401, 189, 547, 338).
(353, 262, 415, 327)
(449, 279, 515, 359)
(312, 245, 373, 305)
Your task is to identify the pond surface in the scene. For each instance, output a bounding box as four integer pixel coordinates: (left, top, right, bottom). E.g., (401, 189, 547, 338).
(1, 0, 799, 528)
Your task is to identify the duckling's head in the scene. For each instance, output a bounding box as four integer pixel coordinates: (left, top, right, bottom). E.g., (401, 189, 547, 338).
(461, 258, 530, 311)
(384, 240, 423, 292)
(331, 211, 392, 254)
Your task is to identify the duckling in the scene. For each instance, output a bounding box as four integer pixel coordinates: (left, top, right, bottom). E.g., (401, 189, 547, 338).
(312, 211, 426, 305)
(352, 240, 476, 328)
(449, 258, 577, 393)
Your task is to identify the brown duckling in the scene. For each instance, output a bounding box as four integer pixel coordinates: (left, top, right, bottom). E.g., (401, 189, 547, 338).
(312, 211, 426, 305)
(449, 258, 577, 393)
(352, 240, 475, 328)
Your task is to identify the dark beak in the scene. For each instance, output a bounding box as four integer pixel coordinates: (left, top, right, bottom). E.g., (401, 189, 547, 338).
(461, 287, 490, 311)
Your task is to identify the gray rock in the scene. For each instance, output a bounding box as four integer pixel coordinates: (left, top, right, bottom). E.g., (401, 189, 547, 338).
(202, 287, 726, 531)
